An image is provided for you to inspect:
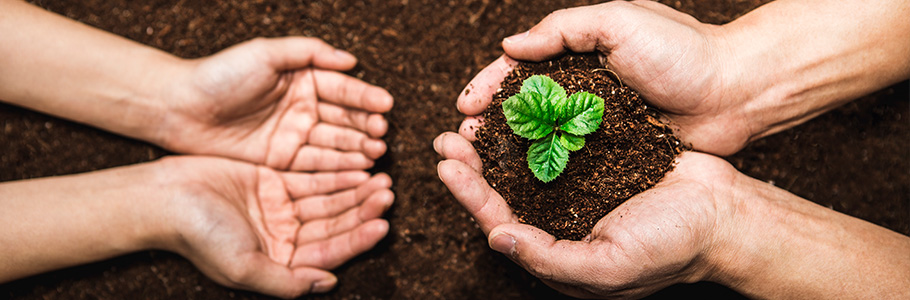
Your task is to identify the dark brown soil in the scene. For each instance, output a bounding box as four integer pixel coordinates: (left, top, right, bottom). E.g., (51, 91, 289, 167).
(1, 0, 907, 299)
(474, 53, 685, 241)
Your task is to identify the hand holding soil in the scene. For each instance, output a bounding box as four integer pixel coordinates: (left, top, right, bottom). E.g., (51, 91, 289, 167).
(443, 0, 910, 298)
(436, 138, 735, 298)
(458, 0, 910, 157)
(458, 1, 752, 156)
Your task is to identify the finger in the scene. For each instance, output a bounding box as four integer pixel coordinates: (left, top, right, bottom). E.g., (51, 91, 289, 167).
(317, 102, 389, 138)
(220, 253, 337, 298)
(291, 219, 389, 269)
(488, 223, 601, 285)
(307, 123, 387, 159)
(279, 170, 371, 198)
(313, 69, 394, 113)
(457, 55, 518, 116)
(458, 117, 484, 141)
(502, 3, 633, 61)
(437, 159, 515, 235)
(297, 189, 394, 244)
(288, 146, 375, 171)
(250, 36, 359, 72)
(433, 132, 482, 172)
(295, 173, 392, 221)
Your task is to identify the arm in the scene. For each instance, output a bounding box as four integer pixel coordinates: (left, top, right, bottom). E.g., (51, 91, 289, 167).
(434, 132, 910, 299)
(710, 171, 910, 299)
(0, 162, 168, 282)
(0, 0, 179, 143)
(0, 156, 394, 298)
(718, 0, 910, 144)
(0, 0, 393, 170)
(458, 0, 910, 156)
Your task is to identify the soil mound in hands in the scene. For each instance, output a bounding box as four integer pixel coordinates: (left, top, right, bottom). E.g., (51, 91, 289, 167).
(474, 53, 687, 240)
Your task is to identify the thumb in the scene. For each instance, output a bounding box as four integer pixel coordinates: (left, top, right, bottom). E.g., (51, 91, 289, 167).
(488, 223, 596, 283)
(250, 36, 358, 71)
(504, 1, 674, 61)
(502, 4, 620, 61)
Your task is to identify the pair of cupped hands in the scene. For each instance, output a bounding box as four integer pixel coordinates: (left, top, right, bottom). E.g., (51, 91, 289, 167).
(131, 37, 394, 296)
(437, 2, 778, 298)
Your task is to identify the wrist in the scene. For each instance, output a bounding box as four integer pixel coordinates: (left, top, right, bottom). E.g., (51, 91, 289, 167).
(716, 21, 809, 146)
(134, 55, 198, 149)
(700, 173, 781, 297)
(699, 171, 910, 299)
(137, 157, 193, 252)
(716, 0, 910, 145)
(108, 159, 183, 252)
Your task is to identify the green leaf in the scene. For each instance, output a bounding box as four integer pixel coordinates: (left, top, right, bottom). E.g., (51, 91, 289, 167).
(521, 75, 566, 107)
(502, 92, 556, 139)
(558, 132, 585, 151)
(527, 133, 569, 183)
(558, 91, 605, 136)
(504, 75, 604, 182)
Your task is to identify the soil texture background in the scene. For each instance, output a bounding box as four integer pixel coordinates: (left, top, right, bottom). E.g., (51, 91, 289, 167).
(1, 0, 907, 299)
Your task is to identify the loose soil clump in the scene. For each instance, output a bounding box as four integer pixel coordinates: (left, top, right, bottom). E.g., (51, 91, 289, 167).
(474, 53, 687, 240)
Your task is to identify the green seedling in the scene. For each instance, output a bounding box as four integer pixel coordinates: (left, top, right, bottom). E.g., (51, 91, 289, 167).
(502, 75, 605, 182)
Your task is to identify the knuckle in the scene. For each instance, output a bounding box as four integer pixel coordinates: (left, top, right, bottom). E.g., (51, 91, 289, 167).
(247, 37, 271, 49)
(302, 36, 329, 48)
(222, 263, 255, 286)
(522, 260, 554, 280)
(544, 8, 570, 21)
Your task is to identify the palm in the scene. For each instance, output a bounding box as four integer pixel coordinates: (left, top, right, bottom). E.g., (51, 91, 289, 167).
(565, 153, 734, 297)
(165, 38, 392, 171)
(435, 131, 737, 298)
(161, 156, 392, 297)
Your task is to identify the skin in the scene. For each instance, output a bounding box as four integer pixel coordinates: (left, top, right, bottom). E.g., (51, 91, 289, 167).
(0, 1, 394, 298)
(0, 0, 394, 171)
(456, 0, 910, 156)
(0, 156, 393, 298)
(439, 0, 910, 298)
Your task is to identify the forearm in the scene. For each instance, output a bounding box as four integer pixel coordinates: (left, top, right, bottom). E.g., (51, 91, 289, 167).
(0, 0, 188, 145)
(0, 162, 172, 282)
(708, 175, 910, 299)
(719, 0, 910, 141)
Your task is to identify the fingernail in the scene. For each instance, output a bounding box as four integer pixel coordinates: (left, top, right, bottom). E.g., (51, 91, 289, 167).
(311, 277, 337, 293)
(489, 232, 516, 255)
(334, 49, 356, 60)
(432, 137, 441, 154)
(436, 161, 448, 183)
(504, 31, 529, 44)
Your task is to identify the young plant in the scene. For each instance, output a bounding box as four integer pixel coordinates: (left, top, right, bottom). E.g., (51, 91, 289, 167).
(502, 75, 605, 182)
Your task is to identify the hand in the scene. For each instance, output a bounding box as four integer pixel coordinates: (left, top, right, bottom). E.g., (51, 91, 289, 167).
(156, 156, 393, 298)
(161, 37, 394, 170)
(457, 1, 754, 156)
(434, 131, 739, 298)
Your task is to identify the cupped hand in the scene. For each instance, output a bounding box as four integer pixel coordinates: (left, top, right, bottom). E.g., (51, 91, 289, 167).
(458, 1, 755, 156)
(162, 37, 394, 170)
(156, 156, 393, 298)
(434, 131, 740, 298)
